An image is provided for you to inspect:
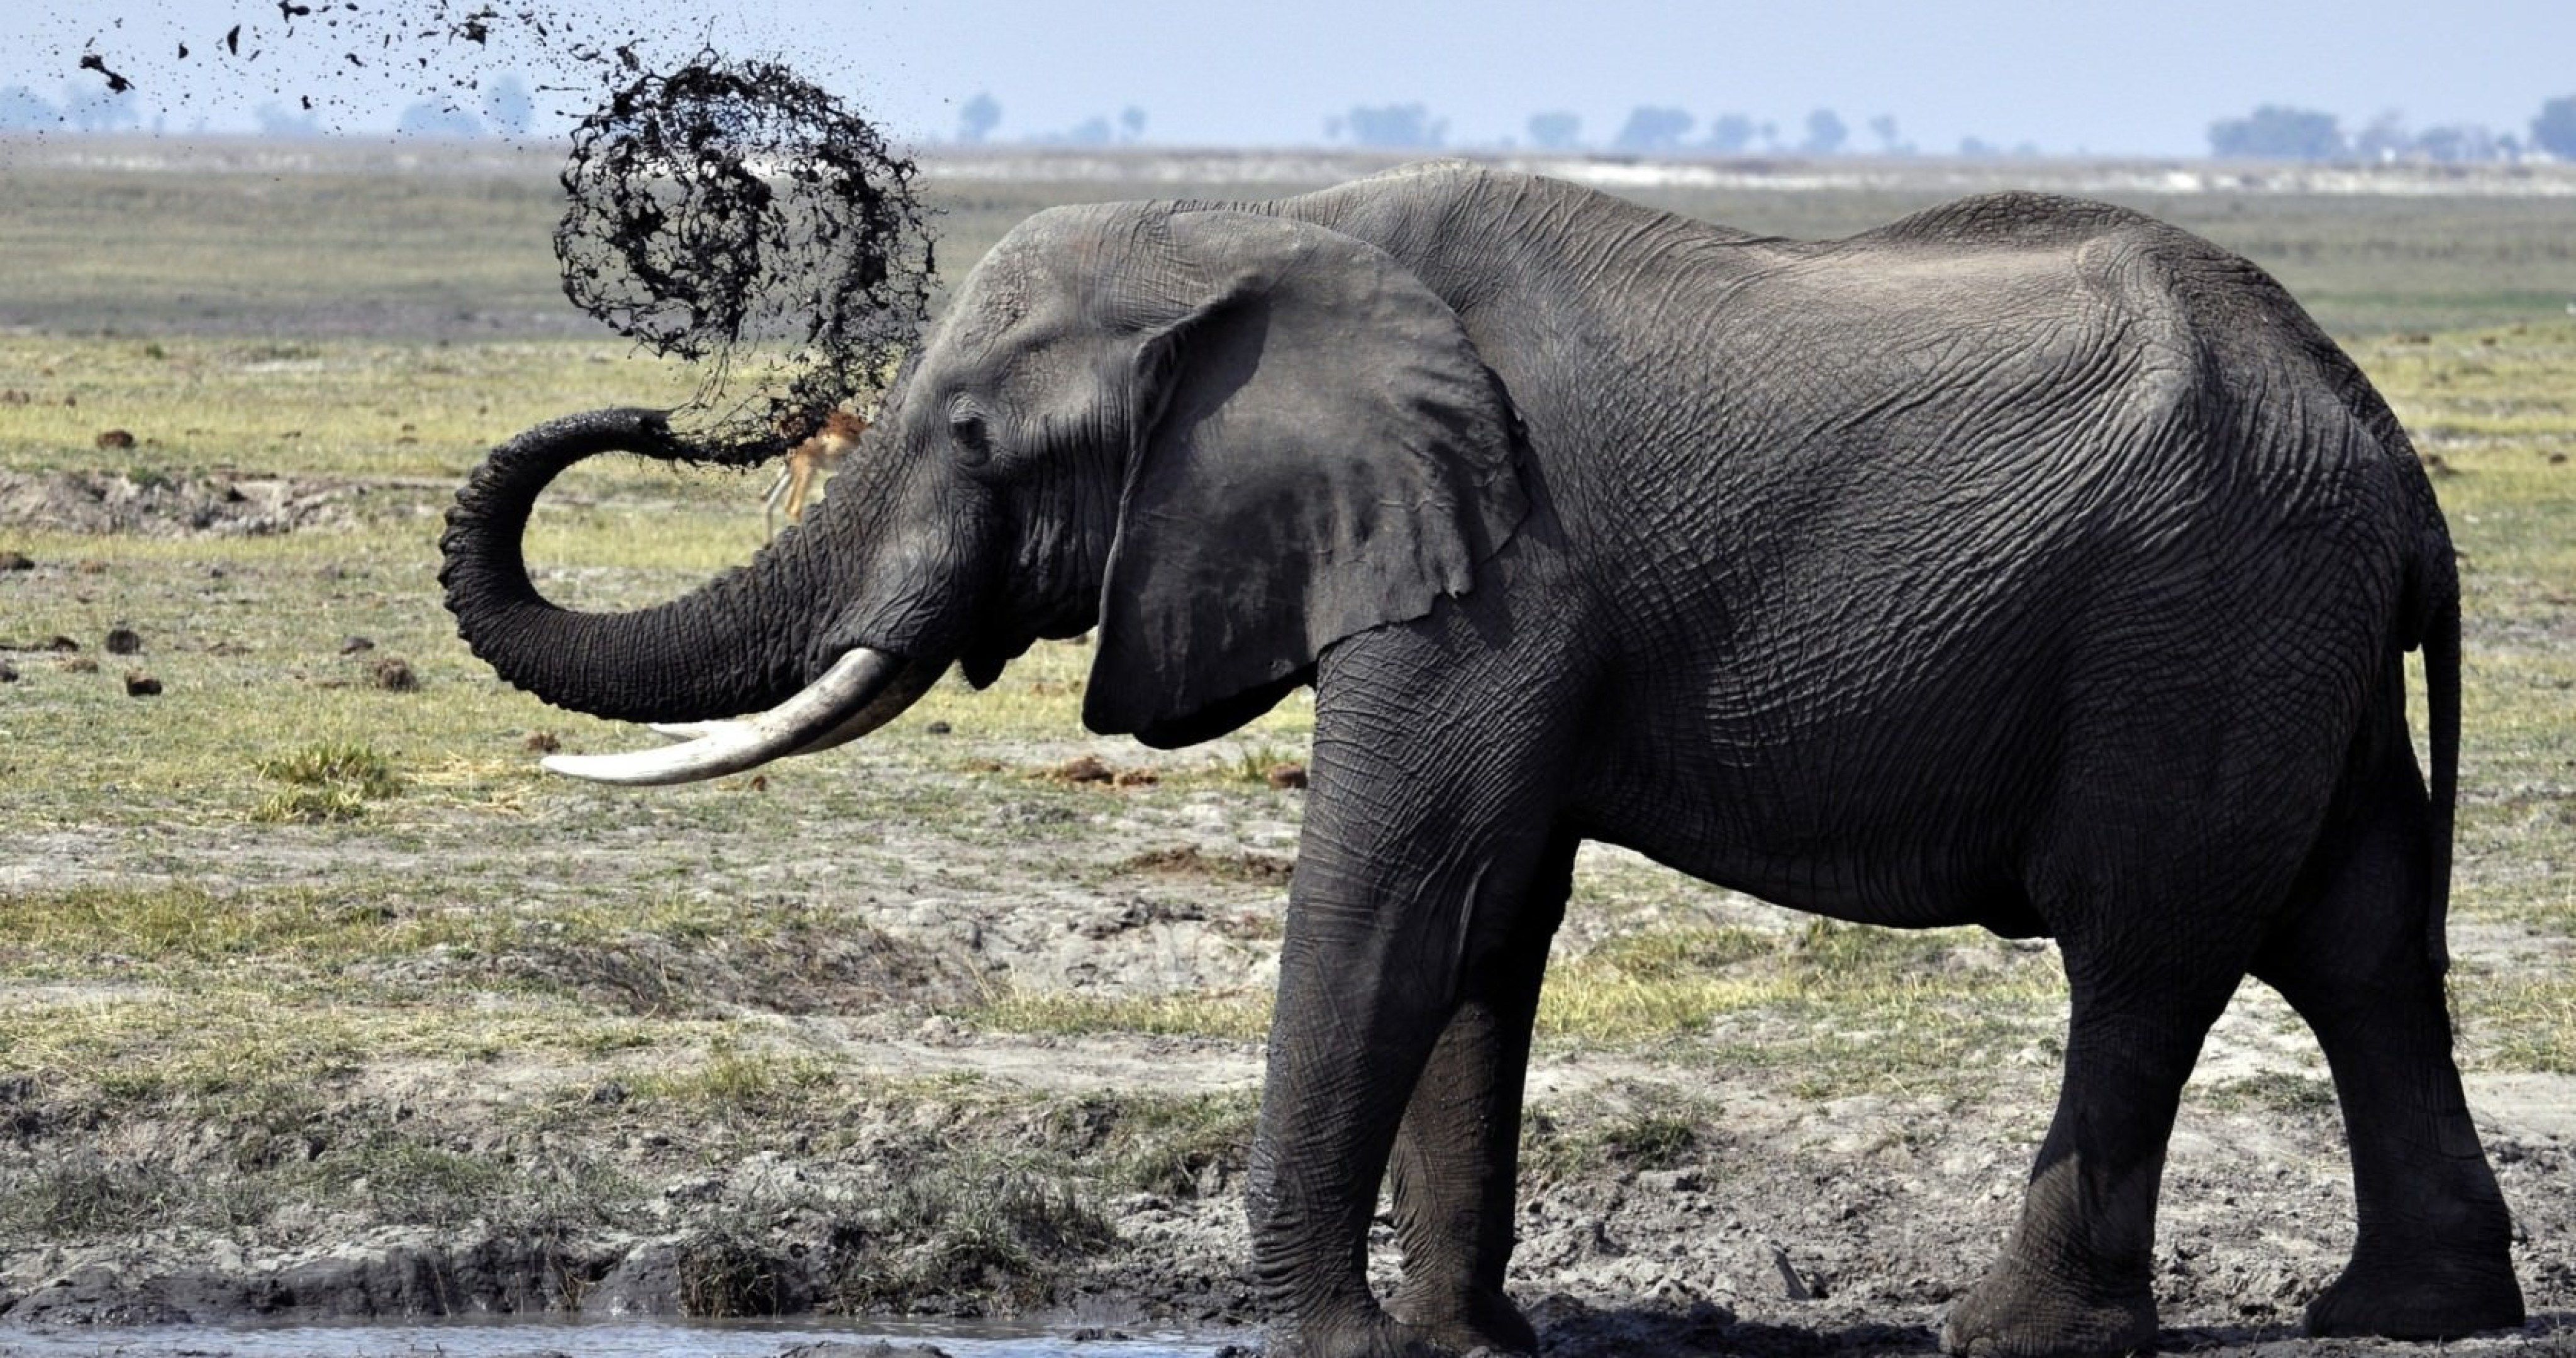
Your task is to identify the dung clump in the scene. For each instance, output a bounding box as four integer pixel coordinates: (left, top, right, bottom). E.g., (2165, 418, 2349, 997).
(554, 53, 935, 455)
(367, 656, 419, 692)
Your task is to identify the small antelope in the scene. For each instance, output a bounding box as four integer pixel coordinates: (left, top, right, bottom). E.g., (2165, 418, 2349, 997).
(765, 408, 869, 535)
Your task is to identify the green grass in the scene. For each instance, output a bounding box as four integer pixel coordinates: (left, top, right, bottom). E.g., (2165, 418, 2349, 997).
(0, 157, 2568, 1296)
(974, 988, 1275, 1042)
(252, 739, 404, 821)
(8, 144, 2574, 341)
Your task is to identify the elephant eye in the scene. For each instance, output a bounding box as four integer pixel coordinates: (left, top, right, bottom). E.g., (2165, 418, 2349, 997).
(950, 411, 993, 465)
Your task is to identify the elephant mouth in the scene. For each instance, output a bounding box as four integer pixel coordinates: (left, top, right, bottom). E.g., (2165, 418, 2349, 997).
(538, 646, 939, 785)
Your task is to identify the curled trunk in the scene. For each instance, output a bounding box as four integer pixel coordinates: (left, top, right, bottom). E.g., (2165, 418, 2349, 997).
(438, 407, 833, 723)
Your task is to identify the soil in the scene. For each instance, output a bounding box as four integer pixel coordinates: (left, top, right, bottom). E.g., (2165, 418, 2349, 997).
(0, 470, 379, 537)
(1, 785, 2569, 1354)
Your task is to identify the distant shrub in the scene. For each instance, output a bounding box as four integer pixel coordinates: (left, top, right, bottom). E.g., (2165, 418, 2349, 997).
(2209, 105, 2347, 161)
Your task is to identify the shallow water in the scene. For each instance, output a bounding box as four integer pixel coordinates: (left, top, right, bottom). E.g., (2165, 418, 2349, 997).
(0, 1317, 1228, 1357)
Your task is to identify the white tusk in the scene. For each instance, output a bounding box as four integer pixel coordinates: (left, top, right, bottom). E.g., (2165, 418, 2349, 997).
(646, 721, 724, 741)
(542, 649, 909, 786)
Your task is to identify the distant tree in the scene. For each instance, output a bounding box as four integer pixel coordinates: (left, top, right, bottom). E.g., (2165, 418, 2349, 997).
(480, 75, 533, 138)
(957, 92, 1002, 145)
(2207, 104, 2345, 160)
(1800, 108, 1847, 155)
(1957, 135, 1996, 157)
(2352, 109, 2409, 162)
(397, 101, 484, 138)
(1063, 115, 1114, 145)
(1867, 113, 1908, 154)
(253, 101, 325, 138)
(60, 80, 138, 133)
(1704, 113, 1755, 153)
(1119, 106, 1146, 141)
(2533, 94, 2576, 160)
(1613, 105, 1694, 154)
(1336, 103, 1445, 148)
(1526, 110, 1582, 150)
(0, 84, 56, 130)
(2413, 123, 2501, 163)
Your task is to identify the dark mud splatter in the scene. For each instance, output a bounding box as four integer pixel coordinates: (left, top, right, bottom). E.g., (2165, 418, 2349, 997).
(50, 3, 662, 137)
(77, 53, 133, 94)
(41, 5, 940, 451)
(555, 53, 936, 452)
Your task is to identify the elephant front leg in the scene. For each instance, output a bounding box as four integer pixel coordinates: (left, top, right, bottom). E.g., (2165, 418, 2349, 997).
(1246, 920, 1449, 1358)
(1383, 833, 1574, 1357)
(1246, 751, 1570, 1357)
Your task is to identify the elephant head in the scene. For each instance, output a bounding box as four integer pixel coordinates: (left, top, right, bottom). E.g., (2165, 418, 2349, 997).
(441, 203, 1529, 781)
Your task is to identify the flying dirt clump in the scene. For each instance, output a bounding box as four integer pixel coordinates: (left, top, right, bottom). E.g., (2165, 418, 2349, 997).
(553, 53, 936, 456)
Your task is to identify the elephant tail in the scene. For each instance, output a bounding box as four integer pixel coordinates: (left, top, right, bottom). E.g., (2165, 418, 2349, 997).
(2421, 541, 2462, 976)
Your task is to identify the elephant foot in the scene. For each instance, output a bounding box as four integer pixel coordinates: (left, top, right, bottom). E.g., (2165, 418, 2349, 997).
(1940, 1256, 2155, 1358)
(1263, 1306, 1465, 1358)
(2305, 1249, 2524, 1341)
(1387, 1281, 1538, 1356)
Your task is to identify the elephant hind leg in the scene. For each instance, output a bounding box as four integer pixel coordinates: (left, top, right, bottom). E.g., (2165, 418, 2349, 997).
(1944, 809, 2299, 1358)
(1940, 938, 2241, 1357)
(2251, 748, 2523, 1341)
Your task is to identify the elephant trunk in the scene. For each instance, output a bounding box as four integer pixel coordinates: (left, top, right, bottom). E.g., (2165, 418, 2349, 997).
(438, 407, 838, 724)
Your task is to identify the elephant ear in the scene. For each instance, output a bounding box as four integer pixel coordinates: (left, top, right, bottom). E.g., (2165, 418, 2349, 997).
(1082, 210, 1527, 746)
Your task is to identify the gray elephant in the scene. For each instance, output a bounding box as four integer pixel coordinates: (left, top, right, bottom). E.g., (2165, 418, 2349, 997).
(440, 162, 2524, 1357)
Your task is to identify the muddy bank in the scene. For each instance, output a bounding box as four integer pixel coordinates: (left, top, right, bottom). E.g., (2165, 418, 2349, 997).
(4, 1049, 2570, 1354)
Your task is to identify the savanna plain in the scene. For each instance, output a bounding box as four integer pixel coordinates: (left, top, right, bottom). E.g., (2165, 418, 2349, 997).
(1, 140, 2572, 1356)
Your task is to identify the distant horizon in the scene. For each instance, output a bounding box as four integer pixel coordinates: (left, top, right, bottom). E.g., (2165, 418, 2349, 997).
(4, 125, 2572, 169)
(7, 0, 2574, 162)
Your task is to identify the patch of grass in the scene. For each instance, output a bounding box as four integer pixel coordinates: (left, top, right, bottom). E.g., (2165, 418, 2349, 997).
(1521, 1102, 1715, 1192)
(1111, 844, 1295, 886)
(4, 1112, 647, 1245)
(829, 1151, 1119, 1313)
(1055, 1090, 1262, 1200)
(2200, 1071, 2339, 1114)
(678, 1230, 805, 1318)
(1, 883, 395, 964)
(340, 1136, 511, 1230)
(630, 1044, 837, 1116)
(2456, 969, 2576, 1074)
(0, 1156, 182, 1237)
(252, 740, 403, 822)
(0, 985, 685, 1111)
(1536, 921, 2070, 1098)
(1223, 743, 1303, 785)
(972, 988, 1273, 1042)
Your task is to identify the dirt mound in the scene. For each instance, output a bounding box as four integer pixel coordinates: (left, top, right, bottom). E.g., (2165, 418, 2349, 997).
(0, 470, 363, 536)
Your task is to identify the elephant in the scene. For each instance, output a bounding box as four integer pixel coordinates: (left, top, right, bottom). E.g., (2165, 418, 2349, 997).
(440, 160, 2525, 1357)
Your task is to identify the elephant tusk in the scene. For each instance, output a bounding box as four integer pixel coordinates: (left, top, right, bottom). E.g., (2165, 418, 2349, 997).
(542, 648, 909, 785)
(640, 660, 939, 757)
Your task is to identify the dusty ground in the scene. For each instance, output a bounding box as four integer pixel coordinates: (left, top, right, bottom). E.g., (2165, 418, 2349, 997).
(0, 467, 2568, 1353)
(1, 786, 2571, 1355)
(1, 153, 2572, 1355)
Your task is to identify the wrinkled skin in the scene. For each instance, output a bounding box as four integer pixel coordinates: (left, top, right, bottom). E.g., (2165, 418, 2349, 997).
(441, 163, 2526, 1357)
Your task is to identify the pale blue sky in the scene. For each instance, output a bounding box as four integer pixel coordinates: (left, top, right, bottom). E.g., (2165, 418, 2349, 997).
(9, 0, 2575, 155)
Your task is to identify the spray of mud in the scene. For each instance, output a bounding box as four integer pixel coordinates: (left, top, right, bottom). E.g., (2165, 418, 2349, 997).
(45, 6, 940, 457)
(555, 53, 935, 455)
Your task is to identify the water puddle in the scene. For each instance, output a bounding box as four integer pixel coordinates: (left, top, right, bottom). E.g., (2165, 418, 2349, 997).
(0, 1317, 1231, 1357)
